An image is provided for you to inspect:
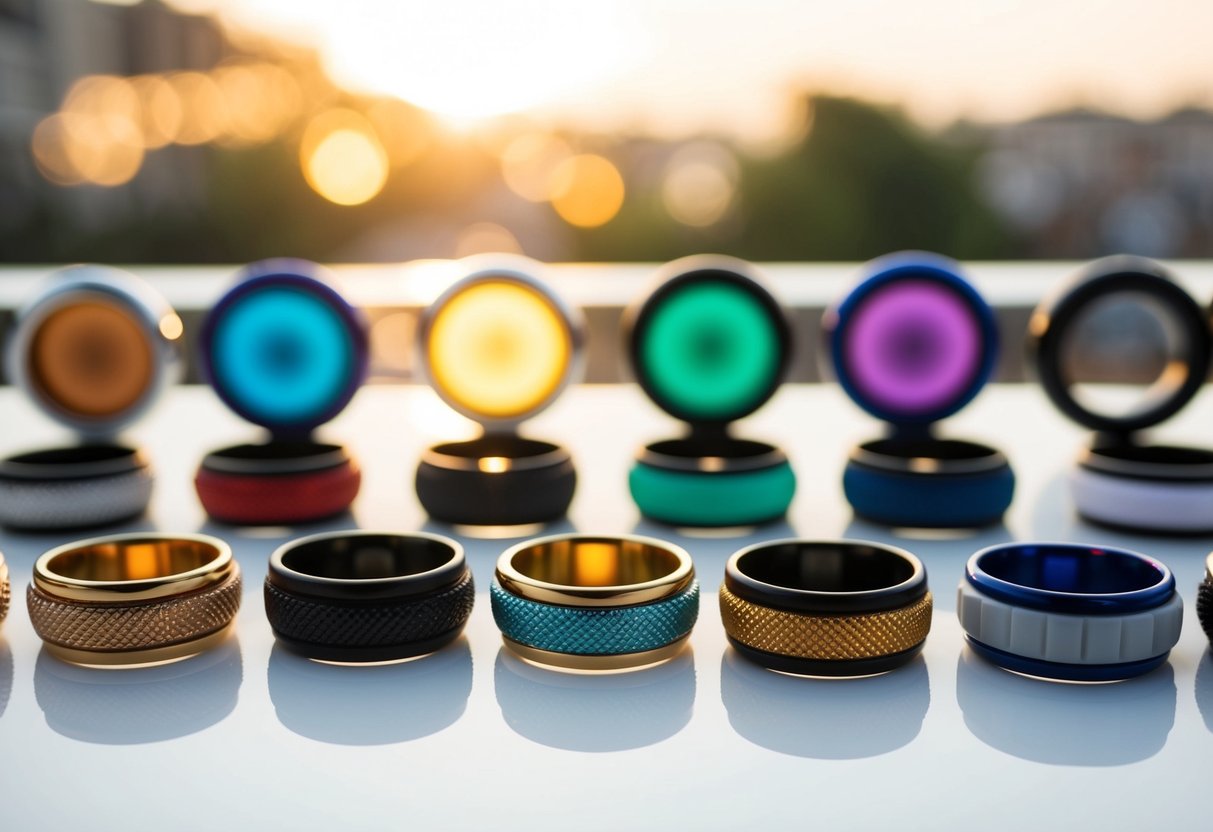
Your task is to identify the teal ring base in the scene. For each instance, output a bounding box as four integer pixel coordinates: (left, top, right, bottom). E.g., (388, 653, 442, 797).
(628, 460, 795, 527)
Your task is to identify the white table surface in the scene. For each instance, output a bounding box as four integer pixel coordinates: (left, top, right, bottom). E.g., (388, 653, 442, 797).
(1, 383, 1211, 831)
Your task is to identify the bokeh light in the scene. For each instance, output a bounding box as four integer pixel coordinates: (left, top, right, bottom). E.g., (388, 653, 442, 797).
(454, 223, 523, 258)
(549, 153, 625, 228)
(366, 98, 430, 168)
(31, 110, 144, 187)
(661, 143, 739, 227)
(500, 133, 573, 202)
(129, 75, 184, 148)
(300, 109, 390, 206)
(168, 71, 229, 145)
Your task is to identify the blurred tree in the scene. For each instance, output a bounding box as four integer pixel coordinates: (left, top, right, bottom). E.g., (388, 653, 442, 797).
(731, 95, 1011, 260)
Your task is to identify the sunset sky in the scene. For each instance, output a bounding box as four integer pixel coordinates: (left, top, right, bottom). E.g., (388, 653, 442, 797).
(129, 0, 1213, 141)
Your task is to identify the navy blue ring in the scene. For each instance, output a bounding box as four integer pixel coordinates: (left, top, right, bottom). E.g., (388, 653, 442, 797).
(844, 455, 1013, 528)
(199, 260, 369, 435)
(965, 636, 1170, 683)
(825, 251, 999, 426)
(965, 542, 1174, 615)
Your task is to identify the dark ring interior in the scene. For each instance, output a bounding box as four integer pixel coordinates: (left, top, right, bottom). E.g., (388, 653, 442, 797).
(430, 436, 559, 459)
(281, 534, 456, 581)
(0, 444, 144, 481)
(976, 545, 1166, 594)
(736, 541, 916, 593)
(1082, 442, 1213, 483)
(647, 437, 777, 459)
(861, 438, 999, 461)
(201, 441, 349, 475)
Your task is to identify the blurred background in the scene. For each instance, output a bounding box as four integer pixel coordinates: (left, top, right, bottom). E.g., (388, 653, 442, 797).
(3, 0, 1213, 266)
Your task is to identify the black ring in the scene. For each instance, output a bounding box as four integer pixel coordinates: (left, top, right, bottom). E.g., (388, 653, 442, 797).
(1027, 255, 1211, 435)
(1198, 578, 1213, 646)
(415, 437, 576, 526)
(265, 531, 474, 662)
(623, 256, 793, 427)
(724, 539, 928, 614)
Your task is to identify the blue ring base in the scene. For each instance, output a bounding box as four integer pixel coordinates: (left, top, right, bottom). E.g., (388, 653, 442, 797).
(843, 457, 1013, 528)
(965, 636, 1170, 682)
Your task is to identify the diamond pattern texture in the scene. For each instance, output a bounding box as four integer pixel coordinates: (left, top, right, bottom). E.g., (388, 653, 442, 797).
(719, 586, 933, 660)
(1198, 580, 1213, 645)
(0, 468, 153, 529)
(27, 573, 242, 652)
(956, 580, 1183, 664)
(0, 569, 9, 625)
(264, 570, 475, 647)
(491, 581, 700, 655)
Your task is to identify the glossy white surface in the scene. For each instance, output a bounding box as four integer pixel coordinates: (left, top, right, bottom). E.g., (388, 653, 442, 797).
(1, 384, 1211, 831)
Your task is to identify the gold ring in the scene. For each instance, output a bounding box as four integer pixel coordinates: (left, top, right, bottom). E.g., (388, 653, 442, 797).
(719, 585, 933, 660)
(495, 534, 693, 608)
(28, 533, 241, 667)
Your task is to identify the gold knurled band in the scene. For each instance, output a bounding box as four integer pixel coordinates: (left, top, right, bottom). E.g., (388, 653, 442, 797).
(27, 570, 242, 655)
(719, 585, 932, 660)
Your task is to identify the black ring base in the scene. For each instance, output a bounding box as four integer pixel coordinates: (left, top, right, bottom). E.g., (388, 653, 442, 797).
(727, 636, 925, 677)
(271, 623, 468, 664)
(416, 438, 575, 526)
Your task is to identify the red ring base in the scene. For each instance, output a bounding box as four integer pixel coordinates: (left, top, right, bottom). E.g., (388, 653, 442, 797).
(195, 460, 361, 525)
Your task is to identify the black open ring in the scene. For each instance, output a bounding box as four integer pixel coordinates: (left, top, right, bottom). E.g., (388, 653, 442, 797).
(1028, 256, 1211, 435)
(725, 539, 928, 614)
(265, 531, 474, 662)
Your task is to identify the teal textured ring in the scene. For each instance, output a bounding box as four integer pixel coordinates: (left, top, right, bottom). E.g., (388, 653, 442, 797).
(629, 460, 795, 526)
(490, 580, 700, 658)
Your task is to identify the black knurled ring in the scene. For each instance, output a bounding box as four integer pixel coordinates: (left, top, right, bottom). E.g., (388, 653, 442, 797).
(264, 569, 475, 663)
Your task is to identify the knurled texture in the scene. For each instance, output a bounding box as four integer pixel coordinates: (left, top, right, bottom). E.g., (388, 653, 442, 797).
(957, 580, 1183, 665)
(491, 581, 699, 655)
(0, 467, 153, 529)
(1199, 580, 1213, 644)
(0, 571, 10, 625)
(27, 572, 242, 652)
(264, 570, 475, 647)
(719, 585, 932, 660)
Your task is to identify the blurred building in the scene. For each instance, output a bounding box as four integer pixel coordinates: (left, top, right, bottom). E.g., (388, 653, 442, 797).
(977, 108, 1213, 258)
(0, 0, 223, 236)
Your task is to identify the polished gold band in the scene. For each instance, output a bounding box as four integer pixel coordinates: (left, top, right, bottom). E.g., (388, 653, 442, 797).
(719, 585, 933, 660)
(28, 534, 241, 666)
(502, 635, 691, 671)
(496, 534, 693, 608)
(33, 533, 235, 603)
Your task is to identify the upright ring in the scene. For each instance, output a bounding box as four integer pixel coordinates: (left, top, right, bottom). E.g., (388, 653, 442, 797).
(958, 542, 1182, 682)
(1198, 553, 1213, 647)
(0, 550, 10, 626)
(491, 534, 699, 671)
(28, 533, 241, 666)
(721, 539, 932, 677)
(264, 531, 474, 663)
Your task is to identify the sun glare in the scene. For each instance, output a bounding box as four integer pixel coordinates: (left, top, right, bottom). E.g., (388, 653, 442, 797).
(194, 0, 635, 122)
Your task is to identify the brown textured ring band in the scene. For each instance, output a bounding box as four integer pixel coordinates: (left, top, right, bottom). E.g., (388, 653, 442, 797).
(28, 533, 241, 666)
(719, 585, 933, 662)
